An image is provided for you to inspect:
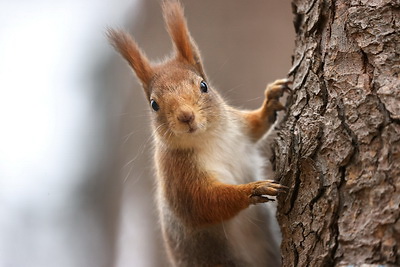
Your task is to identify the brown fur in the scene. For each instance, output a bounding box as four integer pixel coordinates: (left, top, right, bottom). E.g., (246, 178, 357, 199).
(244, 79, 291, 141)
(157, 148, 286, 227)
(108, 1, 290, 266)
(157, 148, 248, 227)
(162, 1, 205, 77)
(107, 29, 153, 96)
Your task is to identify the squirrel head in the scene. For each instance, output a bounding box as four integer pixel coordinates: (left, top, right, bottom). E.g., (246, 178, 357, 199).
(108, 0, 225, 147)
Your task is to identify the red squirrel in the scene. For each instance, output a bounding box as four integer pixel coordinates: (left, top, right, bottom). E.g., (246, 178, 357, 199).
(108, 1, 290, 266)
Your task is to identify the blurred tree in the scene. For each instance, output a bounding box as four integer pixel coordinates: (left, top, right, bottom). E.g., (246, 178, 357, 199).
(274, 0, 400, 266)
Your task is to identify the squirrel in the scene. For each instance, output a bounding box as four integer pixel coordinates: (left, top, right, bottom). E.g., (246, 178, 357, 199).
(108, 1, 290, 266)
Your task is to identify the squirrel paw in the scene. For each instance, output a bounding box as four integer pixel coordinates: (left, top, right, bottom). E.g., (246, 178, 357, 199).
(249, 180, 288, 204)
(264, 78, 292, 112)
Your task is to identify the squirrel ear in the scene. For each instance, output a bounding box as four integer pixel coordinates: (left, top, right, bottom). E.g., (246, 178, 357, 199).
(163, 1, 206, 78)
(107, 29, 154, 97)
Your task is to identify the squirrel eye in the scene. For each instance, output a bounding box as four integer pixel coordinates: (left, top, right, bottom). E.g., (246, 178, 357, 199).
(150, 99, 160, 111)
(200, 80, 208, 93)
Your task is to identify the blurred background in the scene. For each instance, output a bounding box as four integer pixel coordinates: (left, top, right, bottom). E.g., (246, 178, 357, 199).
(0, 0, 294, 266)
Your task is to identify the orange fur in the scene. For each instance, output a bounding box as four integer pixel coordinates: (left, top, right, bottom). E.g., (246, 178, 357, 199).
(162, 1, 206, 78)
(158, 148, 287, 227)
(107, 29, 154, 97)
(244, 79, 290, 141)
(157, 148, 249, 227)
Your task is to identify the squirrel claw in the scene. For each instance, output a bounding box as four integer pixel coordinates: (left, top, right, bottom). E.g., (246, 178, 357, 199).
(264, 78, 292, 105)
(250, 195, 275, 204)
(282, 83, 292, 92)
(249, 180, 288, 205)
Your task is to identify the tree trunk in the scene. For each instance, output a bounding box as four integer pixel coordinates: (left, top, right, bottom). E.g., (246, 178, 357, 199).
(273, 0, 400, 266)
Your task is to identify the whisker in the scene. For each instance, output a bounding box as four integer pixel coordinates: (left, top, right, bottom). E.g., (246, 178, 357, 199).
(221, 80, 244, 93)
(208, 58, 229, 79)
(123, 165, 133, 184)
(221, 221, 229, 241)
(122, 127, 156, 169)
(243, 96, 263, 103)
(118, 112, 129, 117)
(199, 105, 213, 112)
(122, 130, 138, 144)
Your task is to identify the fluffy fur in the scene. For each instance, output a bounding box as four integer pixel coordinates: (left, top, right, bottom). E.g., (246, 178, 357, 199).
(108, 1, 290, 266)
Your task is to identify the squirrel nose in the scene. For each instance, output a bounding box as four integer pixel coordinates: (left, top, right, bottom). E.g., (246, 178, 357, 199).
(177, 110, 195, 124)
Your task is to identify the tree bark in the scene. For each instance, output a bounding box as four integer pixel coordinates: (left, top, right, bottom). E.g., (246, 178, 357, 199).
(274, 0, 400, 266)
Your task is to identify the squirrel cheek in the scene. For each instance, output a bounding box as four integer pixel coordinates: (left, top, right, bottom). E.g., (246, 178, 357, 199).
(195, 115, 208, 131)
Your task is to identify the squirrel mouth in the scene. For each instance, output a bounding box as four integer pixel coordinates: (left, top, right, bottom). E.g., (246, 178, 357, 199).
(188, 126, 197, 133)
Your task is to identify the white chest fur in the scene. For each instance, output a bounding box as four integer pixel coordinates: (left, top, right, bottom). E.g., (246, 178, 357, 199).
(195, 118, 279, 266)
(196, 118, 265, 184)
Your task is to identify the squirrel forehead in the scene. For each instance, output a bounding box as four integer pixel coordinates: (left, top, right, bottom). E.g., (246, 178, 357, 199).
(151, 67, 201, 92)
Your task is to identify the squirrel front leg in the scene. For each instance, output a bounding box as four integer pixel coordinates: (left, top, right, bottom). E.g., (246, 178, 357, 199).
(176, 178, 287, 227)
(243, 79, 292, 142)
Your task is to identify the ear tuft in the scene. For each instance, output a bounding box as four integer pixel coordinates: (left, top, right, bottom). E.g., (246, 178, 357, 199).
(107, 28, 154, 94)
(162, 1, 205, 77)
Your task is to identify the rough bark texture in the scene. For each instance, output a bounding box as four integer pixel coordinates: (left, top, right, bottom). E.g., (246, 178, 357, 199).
(273, 0, 400, 266)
